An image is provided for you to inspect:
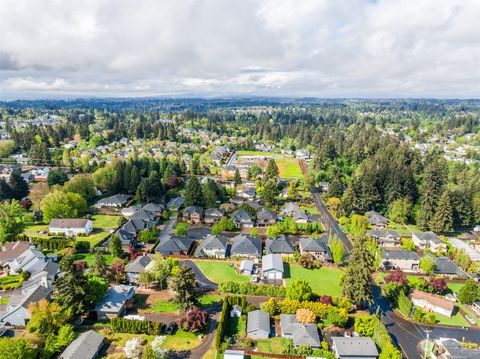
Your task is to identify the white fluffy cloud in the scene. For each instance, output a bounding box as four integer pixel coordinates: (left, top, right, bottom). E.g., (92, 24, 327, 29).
(0, 0, 479, 98)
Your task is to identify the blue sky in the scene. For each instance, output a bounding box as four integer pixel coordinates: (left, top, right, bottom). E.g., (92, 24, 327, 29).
(0, 0, 479, 99)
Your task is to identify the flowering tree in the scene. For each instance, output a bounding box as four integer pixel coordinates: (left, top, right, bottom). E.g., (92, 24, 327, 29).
(124, 337, 143, 359)
(150, 336, 169, 359)
(428, 277, 448, 294)
(179, 306, 209, 332)
(319, 295, 333, 306)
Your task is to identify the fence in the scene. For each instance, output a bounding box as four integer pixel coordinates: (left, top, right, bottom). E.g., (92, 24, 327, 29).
(244, 350, 304, 359)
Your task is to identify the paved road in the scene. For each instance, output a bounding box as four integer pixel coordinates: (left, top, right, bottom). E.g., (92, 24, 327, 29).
(181, 260, 218, 291)
(372, 286, 480, 358)
(311, 191, 352, 254)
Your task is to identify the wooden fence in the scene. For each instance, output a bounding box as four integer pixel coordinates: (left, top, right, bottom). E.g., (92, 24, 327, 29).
(244, 350, 304, 359)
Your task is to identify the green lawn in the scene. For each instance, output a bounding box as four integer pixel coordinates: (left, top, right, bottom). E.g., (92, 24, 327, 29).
(23, 214, 120, 248)
(0, 297, 10, 304)
(226, 314, 246, 339)
(163, 329, 203, 351)
(236, 150, 281, 157)
(150, 294, 223, 313)
(73, 253, 115, 266)
(194, 260, 250, 284)
(236, 151, 303, 179)
(0, 274, 23, 290)
(413, 305, 469, 327)
(256, 337, 291, 354)
(284, 264, 343, 296)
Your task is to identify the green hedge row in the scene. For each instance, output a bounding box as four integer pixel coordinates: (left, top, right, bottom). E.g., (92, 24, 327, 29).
(218, 281, 286, 297)
(214, 296, 247, 349)
(110, 318, 163, 335)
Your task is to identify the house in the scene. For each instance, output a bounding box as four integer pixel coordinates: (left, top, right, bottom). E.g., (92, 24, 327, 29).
(299, 236, 332, 262)
(231, 235, 262, 258)
(223, 350, 245, 359)
(0, 241, 30, 267)
(262, 254, 284, 281)
(232, 209, 255, 229)
(183, 206, 204, 224)
(95, 194, 131, 209)
(239, 259, 255, 275)
(284, 202, 309, 224)
(279, 314, 321, 347)
(365, 210, 388, 228)
(331, 337, 379, 359)
(195, 234, 228, 258)
(142, 203, 165, 217)
(59, 330, 104, 359)
(211, 146, 229, 164)
(130, 208, 158, 225)
(412, 232, 446, 253)
(237, 188, 256, 200)
(125, 255, 153, 284)
(448, 237, 480, 262)
(2, 247, 47, 274)
(432, 256, 468, 277)
(167, 197, 185, 211)
(381, 249, 421, 272)
(204, 208, 225, 224)
(49, 218, 93, 236)
(265, 236, 295, 257)
(121, 205, 141, 218)
(230, 305, 243, 318)
(155, 236, 195, 256)
(247, 310, 270, 339)
(367, 229, 401, 247)
(256, 208, 277, 227)
(410, 290, 455, 317)
(94, 285, 136, 320)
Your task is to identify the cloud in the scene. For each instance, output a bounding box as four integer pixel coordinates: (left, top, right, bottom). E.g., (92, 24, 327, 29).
(0, 0, 479, 98)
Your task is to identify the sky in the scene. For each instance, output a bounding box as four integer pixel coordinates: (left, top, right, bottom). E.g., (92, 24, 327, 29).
(1, 0, 480, 99)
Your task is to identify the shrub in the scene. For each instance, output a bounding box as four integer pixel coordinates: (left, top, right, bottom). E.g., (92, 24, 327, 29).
(296, 308, 316, 323)
(326, 307, 349, 328)
(110, 318, 163, 335)
(218, 281, 286, 297)
(75, 240, 90, 253)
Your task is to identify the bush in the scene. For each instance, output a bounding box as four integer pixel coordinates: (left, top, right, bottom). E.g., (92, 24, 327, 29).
(110, 318, 163, 335)
(32, 237, 73, 251)
(218, 281, 286, 297)
(75, 240, 90, 253)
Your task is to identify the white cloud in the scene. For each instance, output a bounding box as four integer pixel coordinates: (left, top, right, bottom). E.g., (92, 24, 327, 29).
(0, 0, 479, 98)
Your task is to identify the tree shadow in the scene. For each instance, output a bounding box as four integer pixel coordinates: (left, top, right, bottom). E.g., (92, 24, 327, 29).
(283, 262, 291, 279)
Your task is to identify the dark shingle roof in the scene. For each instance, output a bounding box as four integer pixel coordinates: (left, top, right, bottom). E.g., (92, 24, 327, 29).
(60, 330, 104, 359)
(231, 235, 262, 257)
(155, 236, 194, 255)
(266, 237, 294, 254)
(332, 337, 379, 357)
(126, 255, 153, 273)
(247, 310, 270, 335)
(382, 249, 420, 260)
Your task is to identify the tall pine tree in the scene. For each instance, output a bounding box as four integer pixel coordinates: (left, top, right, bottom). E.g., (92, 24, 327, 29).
(184, 177, 204, 207)
(53, 256, 86, 319)
(430, 190, 454, 233)
(171, 264, 199, 312)
(418, 159, 447, 230)
(342, 233, 374, 307)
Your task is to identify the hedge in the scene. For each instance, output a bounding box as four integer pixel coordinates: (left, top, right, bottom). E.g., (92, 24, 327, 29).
(110, 318, 163, 335)
(214, 296, 247, 349)
(31, 237, 73, 251)
(218, 281, 286, 297)
(75, 240, 90, 253)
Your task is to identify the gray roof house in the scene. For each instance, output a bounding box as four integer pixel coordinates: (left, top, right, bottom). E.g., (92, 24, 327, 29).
(279, 314, 320, 347)
(331, 337, 379, 359)
(365, 210, 388, 228)
(125, 255, 153, 284)
(381, 249, 421, 272)
(367, 229, 401, 247)
(59, 330, 104, 359)
(432, 256, 468, 277)
(231, 235, 262, 258)
(265, 236, 295, 257)
(299, 236, 332, 262)
(204, 208, 225, 224)
(232, 209, 254, 229)
(155, 236, 195, 256)
(239, 259, 255, 275)
(183, 205, 204, 223)
(142, 202, 165, 216)
(262, 254, 284, 281)
(130, 208, 158, 224)
(284, 202, 309, 224)
(94, 285, 136, 321)
(195, 234, 228, 258)
(167, 197, 185, 211)
(95, 194, 131, 208)
(256, 208, 277, 227)
(247, 310, 270, 339)
(412, 232, 446, 253)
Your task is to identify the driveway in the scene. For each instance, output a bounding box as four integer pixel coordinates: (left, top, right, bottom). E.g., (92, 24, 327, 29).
(180, 260, 218, 291)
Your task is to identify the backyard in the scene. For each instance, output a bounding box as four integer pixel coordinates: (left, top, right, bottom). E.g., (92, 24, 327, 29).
(284, 264, 343, 297)
(193, 260, 250, 284)
(144, 294, 223, 314)
(235, 150, 303, 179)
(23, 214, 120, 247)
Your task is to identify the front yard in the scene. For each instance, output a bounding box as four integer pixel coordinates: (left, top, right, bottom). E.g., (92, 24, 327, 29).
(284, 264, 343, 297)
(193, 260, 250, 284)
(144, 294, 223, 314)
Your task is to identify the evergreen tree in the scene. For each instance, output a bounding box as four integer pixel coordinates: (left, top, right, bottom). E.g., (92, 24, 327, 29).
(342, 233, 374, 307)
(262, 179, 278, 206)
(458, 279, 480, 304)
(53, 256, 86, 318)
(264, 159, 279, 182)
(418, 159, 447, 230)
(92, 252, 108, 277)
(184, 177, 204, 207)
(0, 178, 13, 201)
(202, 182, 217, 208)
(110, 235, 124, 258)
(9, 171, 29, 200)
(171, 264, 199, 312)
(128, 166, 141, 194)
(286, 181, 298, 200)
(430, 190, 454, 233)
(233, 169, 242, 186)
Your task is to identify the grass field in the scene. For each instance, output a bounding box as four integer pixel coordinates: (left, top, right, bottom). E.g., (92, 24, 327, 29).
(150, 294, 223, 313)
(23, 214, 120, 248)
(284, 264, 343, 296)
(236, 150, 303, 179)
(73, 253, 115, 266)
(413, 305, 469, 327)
(256, 337, 291, 354)
(0, 274, 23, 290)
(193, 260, 250, 284)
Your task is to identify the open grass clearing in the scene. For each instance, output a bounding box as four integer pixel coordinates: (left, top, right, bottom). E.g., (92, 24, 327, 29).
(256, 337, 291, 354)
(193, 260, 250, 284)
(284, 264, 343, 297)
(73, 253, 115, 266)
(149, 294, 223, 313)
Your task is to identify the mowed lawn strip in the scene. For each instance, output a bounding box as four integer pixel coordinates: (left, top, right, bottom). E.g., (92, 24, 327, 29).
(284, 264, 343, 297)
(275, 158, 303, 179)
(193, 260, 250, 284)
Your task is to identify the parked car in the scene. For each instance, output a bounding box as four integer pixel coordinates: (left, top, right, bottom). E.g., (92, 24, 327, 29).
(160, 323, 167, 334)
(166, 322, 177, 334)
(465, 315, 476, 325)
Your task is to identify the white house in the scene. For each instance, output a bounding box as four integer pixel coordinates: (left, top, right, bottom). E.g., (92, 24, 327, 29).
(261, 254, 284, 281)
(410, 290, 455, 318)
(49, 219, 93, 236)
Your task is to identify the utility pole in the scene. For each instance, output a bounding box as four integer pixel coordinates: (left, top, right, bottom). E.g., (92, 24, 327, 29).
(424, 330, 431, 359)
